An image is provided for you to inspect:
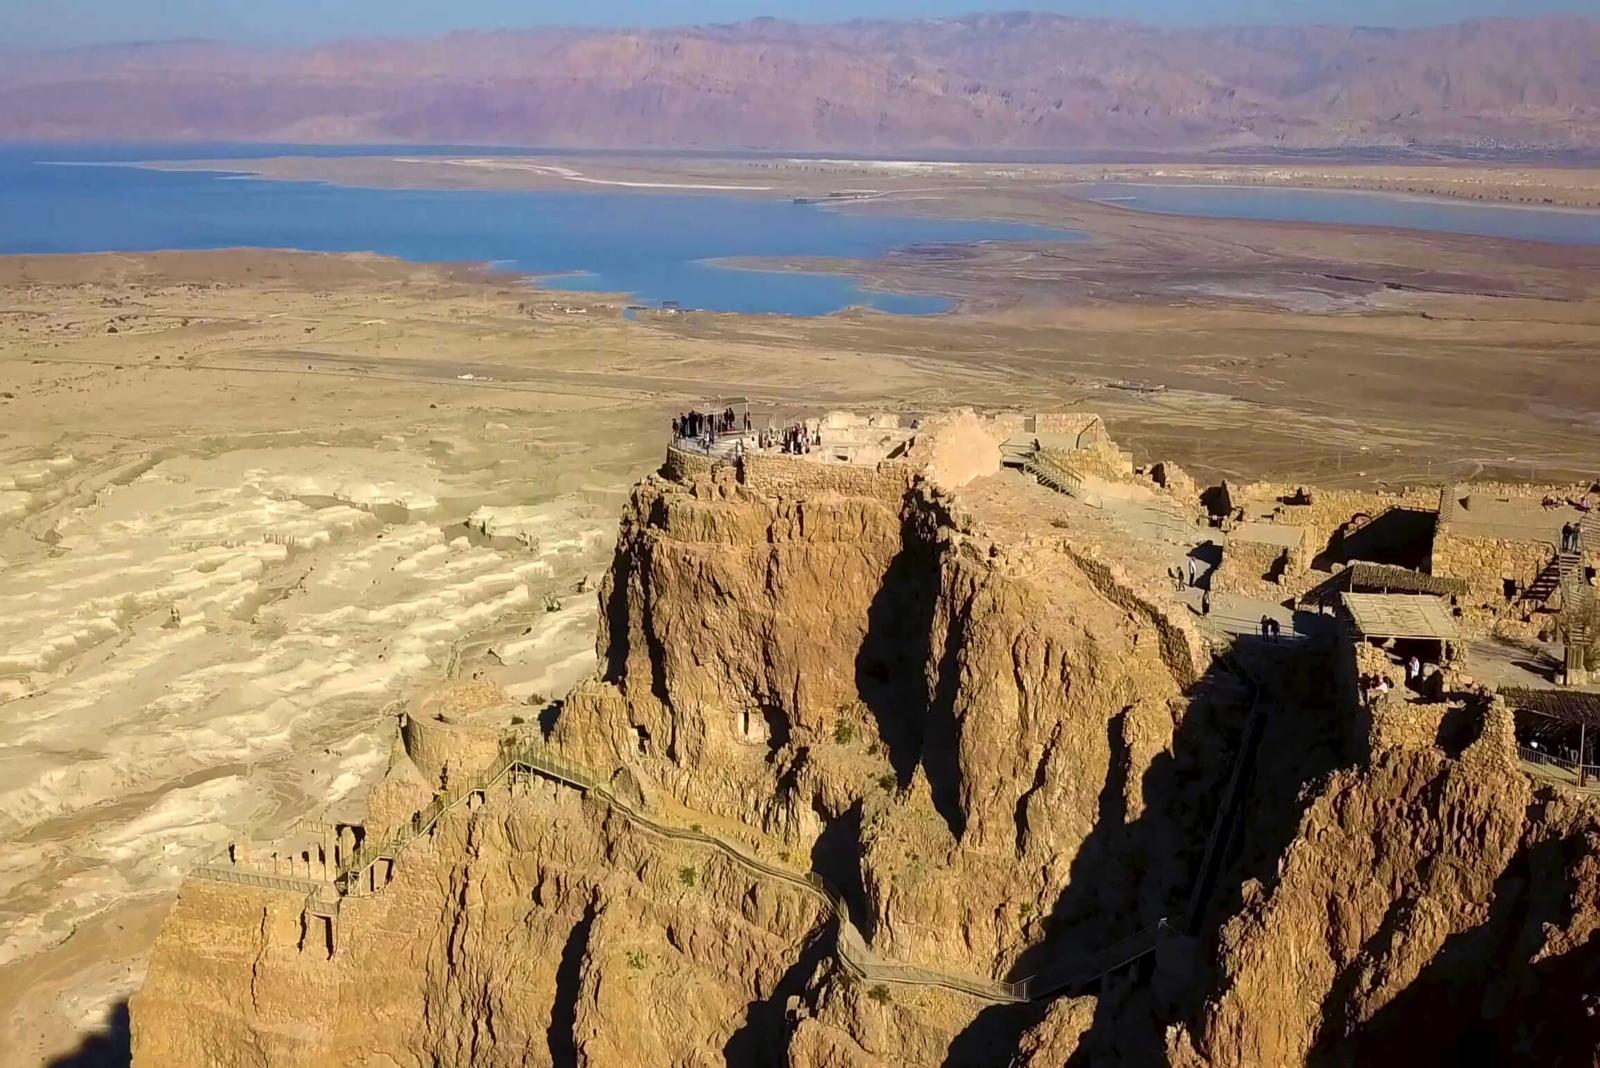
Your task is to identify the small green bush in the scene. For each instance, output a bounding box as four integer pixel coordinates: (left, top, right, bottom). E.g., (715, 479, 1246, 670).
(877, 772, 897, 792)
(833, 719, 856, 745)
(678, 865, 697, 888)
(625, 949, 647, 970)
(868, 985, 891, 1005)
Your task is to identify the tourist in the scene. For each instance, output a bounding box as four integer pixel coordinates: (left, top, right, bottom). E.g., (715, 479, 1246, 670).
(1260, 616, 1271, 639)
(1187, 557, 1199, 587)
(1406, 655, 1421, 686)
(1201, 589, 1211, 616)
(1562, 522, 1575, 553)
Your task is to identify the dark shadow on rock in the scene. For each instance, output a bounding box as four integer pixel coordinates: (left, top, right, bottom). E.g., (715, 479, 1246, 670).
(922, 597, 971, 840)
(548, 901, 597, 1068)
(939, 999, 1049, 1068)
(810, 800, 872, 940)
(722, 928, 832, 1067)
(1008, 672, 1238, 984)
(854, 513, 941, 785)
(1435, 703, 1483, 757)
(961, 639, 1350, 1062)
(47, 1000, 130, 1068)
(1306, 808, 1600, 1068)
(599, 544, 636, 685)
(1312, 508, 1435, 572)
(759, 703, 793, 756)
(599, 531, 673, 709)
(538, 698, 565, 740)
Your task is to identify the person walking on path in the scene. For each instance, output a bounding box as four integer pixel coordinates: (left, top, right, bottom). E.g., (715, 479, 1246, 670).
(1187, 557, 1200, 588)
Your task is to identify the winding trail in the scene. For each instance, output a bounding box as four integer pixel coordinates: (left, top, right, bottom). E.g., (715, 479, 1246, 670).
(194, 736, 1169, 1004)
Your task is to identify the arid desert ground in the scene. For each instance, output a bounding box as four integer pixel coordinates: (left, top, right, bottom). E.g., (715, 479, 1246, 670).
(4, 157, 1600, 1063)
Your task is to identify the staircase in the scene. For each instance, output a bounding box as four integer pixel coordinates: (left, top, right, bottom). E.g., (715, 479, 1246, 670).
(1524, 558, 1564, 605)
(1025, 452, 1087, 499)
(1559, 511, 1599, 650)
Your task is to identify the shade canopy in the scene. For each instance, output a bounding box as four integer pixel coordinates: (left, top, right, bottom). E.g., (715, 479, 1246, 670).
(1340, 593, 1460, 641)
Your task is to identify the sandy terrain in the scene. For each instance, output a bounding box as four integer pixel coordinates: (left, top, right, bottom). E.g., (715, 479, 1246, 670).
(4, 157, 1600, 1063)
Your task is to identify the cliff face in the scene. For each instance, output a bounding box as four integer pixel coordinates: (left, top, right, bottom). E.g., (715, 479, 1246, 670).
(1172, 702, 1600, 1068)
(568, 457, 1216, 980)
(133, 778, 826, 1066)
(131, 438, 1600, 1066)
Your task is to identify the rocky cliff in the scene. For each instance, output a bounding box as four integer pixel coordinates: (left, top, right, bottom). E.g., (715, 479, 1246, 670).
(130, 425, 1600, 1066)
(1170, 699, 1600, 1068)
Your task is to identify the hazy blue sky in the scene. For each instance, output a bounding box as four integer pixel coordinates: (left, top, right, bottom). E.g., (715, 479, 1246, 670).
(9, 0, 1595, 48)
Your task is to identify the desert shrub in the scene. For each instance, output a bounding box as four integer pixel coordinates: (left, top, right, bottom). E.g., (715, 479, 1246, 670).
(678, 865, 697, 888)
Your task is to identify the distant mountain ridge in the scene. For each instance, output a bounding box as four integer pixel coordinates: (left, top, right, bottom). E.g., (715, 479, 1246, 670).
(4, 13, 1599, 152)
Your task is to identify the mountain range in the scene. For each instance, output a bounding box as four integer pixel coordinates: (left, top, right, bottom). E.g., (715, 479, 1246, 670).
(4, 13, 1599, 152)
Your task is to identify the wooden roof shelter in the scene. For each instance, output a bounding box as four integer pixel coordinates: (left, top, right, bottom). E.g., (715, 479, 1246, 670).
(1303, 563, 1468, 607)
(1339, 593, 1460, 641)
(1500, 686, 1600, 728)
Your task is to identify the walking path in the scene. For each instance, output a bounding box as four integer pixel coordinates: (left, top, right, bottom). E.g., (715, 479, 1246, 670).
(193, 736, 1169, 1004)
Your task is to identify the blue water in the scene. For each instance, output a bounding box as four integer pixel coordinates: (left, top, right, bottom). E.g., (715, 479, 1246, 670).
(0, 144, 1074, 316)
(1076, 181, 1600, 246)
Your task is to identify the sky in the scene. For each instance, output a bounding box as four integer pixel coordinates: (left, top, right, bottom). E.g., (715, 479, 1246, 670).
(5, 0, 1595, 48)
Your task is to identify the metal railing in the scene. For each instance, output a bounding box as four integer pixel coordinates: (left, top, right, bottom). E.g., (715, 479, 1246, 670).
(188, 865, 325, 896)
(1516, 747, 1600, 792)
(1025, 452, 1087, 499)
(1518, 745, 1578, 773)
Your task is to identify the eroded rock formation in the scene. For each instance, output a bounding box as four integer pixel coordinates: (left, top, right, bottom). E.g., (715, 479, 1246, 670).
(130, 418, 1600, 1067)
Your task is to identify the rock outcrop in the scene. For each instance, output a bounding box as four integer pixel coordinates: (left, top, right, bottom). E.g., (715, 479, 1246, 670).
(130, 427, 1600, 1067)
(1170, 700, 1600, 1068)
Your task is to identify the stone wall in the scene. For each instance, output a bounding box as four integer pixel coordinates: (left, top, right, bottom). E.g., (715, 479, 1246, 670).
(400, 713, 502, 790)
(1431, 532, 1556, 608)
(663, 444, 913, 502)
(1211, 539, 1291, 596)
(1237, 483, 1440, 567)
(1059, 542, 1206, 688)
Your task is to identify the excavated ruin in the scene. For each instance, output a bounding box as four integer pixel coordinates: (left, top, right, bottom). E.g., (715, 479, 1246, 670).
(129, 414, 1600, 1066)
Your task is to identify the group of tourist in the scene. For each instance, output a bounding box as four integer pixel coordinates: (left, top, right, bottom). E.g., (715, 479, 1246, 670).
(669, 409, 828, 458)
(672, 407, 751, 450)
(758, 423, 820, 455)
